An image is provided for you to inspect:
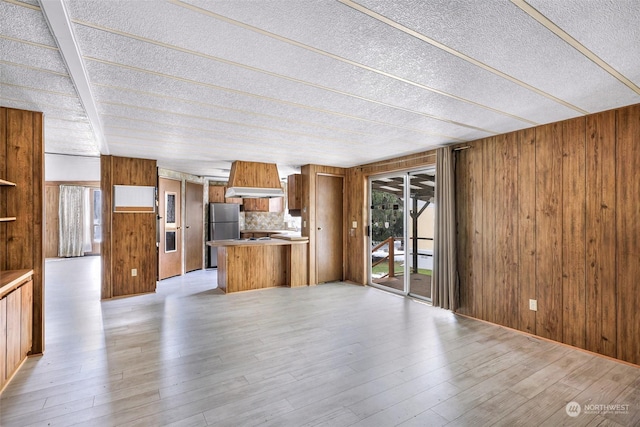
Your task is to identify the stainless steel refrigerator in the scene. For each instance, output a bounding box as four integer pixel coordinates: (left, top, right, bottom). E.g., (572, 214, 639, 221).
(208, 203, 240, 267)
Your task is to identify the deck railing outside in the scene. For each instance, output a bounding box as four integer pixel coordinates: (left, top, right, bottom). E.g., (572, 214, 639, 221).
(371, 236, 403, 279)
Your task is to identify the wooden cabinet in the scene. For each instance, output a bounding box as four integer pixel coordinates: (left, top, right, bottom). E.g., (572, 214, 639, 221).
(0, 270, 33, 391)
(243, 197, 283, 212)
(6, 288, 22, 381)
(208, 184, 243, 204)
(243, 198, 268, 212)
(287, 174, 302, 215)
(0, 296, 6, 390)
(20, 280, 32, 358)
(0, 106, 43, 375)
(209, 185, 225, 203)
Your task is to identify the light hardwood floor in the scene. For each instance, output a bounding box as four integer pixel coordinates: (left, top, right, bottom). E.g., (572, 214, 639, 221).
(1, 256, 638, 426)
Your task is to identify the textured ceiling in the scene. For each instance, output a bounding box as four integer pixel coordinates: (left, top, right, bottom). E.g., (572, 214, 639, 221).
(1, 0, 639, 178)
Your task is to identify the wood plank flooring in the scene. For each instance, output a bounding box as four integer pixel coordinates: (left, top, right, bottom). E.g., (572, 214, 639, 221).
(1, 256, 638, 426)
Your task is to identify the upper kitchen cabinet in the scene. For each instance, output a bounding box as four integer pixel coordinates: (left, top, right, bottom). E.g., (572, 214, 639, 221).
(287, 174, 302, 216)
(208, 185, 225, 203)
(243, 197, 283, 212)
(208, 184, 243, 204)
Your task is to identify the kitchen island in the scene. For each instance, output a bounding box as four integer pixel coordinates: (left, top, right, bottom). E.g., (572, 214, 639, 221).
(206, 237, 308, 293)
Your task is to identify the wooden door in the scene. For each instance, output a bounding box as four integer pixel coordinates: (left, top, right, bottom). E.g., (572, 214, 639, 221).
(21, 280, 33, 357)
(159, 177, 182, 279)
(185, 181, 203, 273)
(44, 184, 60, 258)
(6, 288, 21, 378)
(316, 175, 343, 283)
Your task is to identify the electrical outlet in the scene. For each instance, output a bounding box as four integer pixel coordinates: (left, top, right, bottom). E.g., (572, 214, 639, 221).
(352, 221, 358, 229)
(131, 268, 137, 277)
(529, 299, 537, 311)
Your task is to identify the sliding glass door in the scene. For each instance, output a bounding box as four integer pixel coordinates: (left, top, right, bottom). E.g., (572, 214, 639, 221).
(370, 173, 406, 294)
(369, 168, 436, 300)
(407, 170, 435, 299)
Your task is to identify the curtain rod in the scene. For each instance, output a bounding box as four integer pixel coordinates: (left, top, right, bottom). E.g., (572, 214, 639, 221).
(452, 146, 471, 151)
(359, 152, 436, 170)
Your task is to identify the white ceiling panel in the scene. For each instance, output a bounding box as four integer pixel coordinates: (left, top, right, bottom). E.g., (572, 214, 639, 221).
(1, 0, 639, 176)
(0, 1, 57, 47)
(177, 0, 581, 123)
(72, 24, 515, 135)
(526, 0, 640, 87)
(93, 84, 452, 149)
(0, 62, 77, 95)
(0, 84, 84, 112)
(0, 38, 67, 74)
(85, 59, 488, 141)
(352, 0, 640, 112)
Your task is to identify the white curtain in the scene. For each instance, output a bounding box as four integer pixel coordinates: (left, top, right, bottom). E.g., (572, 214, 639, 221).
(82, 187, 92, 253)
(432, 147, 458, 310)
(58, 185, 86, 257)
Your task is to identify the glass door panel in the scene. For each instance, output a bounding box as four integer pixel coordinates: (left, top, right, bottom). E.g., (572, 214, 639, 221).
(407, 170, 436, 300)
(370, 174, 406, 293)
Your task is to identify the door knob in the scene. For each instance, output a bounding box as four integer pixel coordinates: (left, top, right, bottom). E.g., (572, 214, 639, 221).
(186, 225, 190, 229)
(317, 227, 323, 230)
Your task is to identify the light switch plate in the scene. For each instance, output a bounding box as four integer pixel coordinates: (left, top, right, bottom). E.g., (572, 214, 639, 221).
(529, 299, 537, 311)
(132, 268, 137, 277)
(352, 221, 357, 229)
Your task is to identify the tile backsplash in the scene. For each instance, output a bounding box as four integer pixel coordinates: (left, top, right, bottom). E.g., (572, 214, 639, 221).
(241, 212, 285, 230)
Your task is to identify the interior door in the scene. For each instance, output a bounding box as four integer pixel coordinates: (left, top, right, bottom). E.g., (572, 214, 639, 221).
(159, 177, 182, 279)
(316, 174, 343, 283)
(185, 181, 203, 273)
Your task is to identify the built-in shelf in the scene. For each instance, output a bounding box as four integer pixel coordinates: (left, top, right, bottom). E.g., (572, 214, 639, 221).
(0, 178, 17, 186)
(0, 217, 17, 222)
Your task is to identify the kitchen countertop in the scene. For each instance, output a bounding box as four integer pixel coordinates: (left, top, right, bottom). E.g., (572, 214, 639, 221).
(241, 229, 299, 235)
(0, 269, 33, 299)
(206, 236, 308, 247)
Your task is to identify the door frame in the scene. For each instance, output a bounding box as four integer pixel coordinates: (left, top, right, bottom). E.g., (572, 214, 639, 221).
(368, 168, 435, 301)
(368, 171, 408, 297)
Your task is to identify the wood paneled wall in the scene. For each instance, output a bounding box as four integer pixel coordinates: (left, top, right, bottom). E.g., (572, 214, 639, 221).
(101, 155, 157, 299)
(342, 103, 640, 365)
(0, 107, 44, 354)
(343, 167, 367, 284)
(455, 104, 640, 365)
(343, 153, 437, 285)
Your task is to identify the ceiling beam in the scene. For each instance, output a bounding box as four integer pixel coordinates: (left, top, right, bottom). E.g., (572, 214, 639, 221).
(40, 0, 109, 154)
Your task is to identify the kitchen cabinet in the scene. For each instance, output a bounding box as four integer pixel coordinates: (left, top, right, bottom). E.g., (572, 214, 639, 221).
(207, 238, 308, 293)
(0, 270, 33, 391)
(208, 184, 243, 204)
(287, 174, 302, 215)
(208, 185, 225, 203)
(243, 197, 283, 212)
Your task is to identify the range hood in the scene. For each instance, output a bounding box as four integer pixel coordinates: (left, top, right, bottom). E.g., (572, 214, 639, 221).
(224, 161, 285, 198)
